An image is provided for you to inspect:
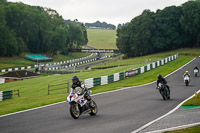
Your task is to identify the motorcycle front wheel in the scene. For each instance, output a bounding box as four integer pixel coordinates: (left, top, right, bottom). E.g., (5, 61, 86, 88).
(161, 91, 166, 100)
(89, 100, 98, 116)
(70, 104, 80, 119)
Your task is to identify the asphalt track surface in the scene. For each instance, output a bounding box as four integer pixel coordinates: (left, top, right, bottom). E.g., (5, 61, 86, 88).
(0, 58, 200, 133)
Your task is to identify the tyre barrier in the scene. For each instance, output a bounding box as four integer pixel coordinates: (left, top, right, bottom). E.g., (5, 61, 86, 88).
(84, 54, 178, 89)
(0, 91, 13, 101)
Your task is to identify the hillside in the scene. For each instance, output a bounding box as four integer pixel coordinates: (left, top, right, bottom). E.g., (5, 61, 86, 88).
(87, 29, 117, 49)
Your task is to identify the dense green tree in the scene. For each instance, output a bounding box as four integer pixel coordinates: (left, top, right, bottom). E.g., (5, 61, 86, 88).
(85, 21, 116, 30)
(180, 0, 200, 47)
(117, 1, 200, 57)
(0, 1, 87, 57)
(152, 6, 184, 51)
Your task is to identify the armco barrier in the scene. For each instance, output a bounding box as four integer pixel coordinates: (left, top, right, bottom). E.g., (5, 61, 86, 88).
(84, 54, 178, 89)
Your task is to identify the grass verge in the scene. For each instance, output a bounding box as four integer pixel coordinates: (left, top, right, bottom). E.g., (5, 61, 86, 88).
(164, 125, 200, 133)
(182, 93, 200, 106)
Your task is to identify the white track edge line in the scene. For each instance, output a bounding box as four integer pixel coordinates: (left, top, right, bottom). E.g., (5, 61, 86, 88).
(131, 58, 197, 133)
(147, 122, 200, 133)
(0, 58, 195, 118)
(131, 89, 200, 133)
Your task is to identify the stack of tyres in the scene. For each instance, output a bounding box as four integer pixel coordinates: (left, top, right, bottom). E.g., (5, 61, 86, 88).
(0, 91, 13, 101)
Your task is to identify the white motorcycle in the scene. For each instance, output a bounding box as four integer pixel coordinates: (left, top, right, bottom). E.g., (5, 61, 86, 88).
(184, 75, 190, 86)
(194, 69, 199, 77)
(67, 87, 98, 119)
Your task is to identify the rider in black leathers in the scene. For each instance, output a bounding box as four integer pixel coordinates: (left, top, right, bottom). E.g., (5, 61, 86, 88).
(193, 66, 199, 71)
(70, 76, 91, 102)
(157, 74, 170, 94)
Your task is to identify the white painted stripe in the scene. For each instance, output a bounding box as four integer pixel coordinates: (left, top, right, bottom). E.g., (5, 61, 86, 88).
(8, 68, 12, 71)
(168, 57, 171, 62)
(147, 64, 151, 71)
(162, 59, 165, 65)
(114, 73, 119, 82)
(84, 78, 94, 88)
(0, 91, 2, 101)
(148, 122, 200, 133)
(0, 54, 182, 118)
(15, 68, 19, 71)
(101, 76, 108, 85)
(27, 66, 31, 69)
(152, 62, 155, 69)
(21, 67, 25, 70)
(165, 58, 168, 63)
(141, 66, 144, 73)
(157, 61, 160, 67)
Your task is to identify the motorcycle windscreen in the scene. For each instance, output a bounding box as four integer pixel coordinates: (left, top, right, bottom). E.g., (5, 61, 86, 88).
(75, 87, 82, 94)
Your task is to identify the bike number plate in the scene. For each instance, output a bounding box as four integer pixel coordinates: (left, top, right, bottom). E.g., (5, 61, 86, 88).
(77, 97, 87, 107)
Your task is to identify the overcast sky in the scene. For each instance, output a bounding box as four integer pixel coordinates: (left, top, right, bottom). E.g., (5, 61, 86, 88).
(8, 0, 188, 26)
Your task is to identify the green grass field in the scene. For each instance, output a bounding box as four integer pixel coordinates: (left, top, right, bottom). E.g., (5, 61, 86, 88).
(87, 29, 117, 49)
(0, 49, 195, 115)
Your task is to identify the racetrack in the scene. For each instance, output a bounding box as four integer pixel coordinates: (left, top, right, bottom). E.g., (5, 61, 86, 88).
(0, 58, 200, 133)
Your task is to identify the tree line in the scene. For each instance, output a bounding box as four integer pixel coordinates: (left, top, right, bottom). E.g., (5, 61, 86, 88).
(116, 0, 200, 57)
(0, 0, 88, 57)
(85, 21, 116, 30)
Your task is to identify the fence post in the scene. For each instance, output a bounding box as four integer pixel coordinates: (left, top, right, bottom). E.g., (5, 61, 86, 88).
(18, 89, 20, 97)
(48, 84, 50, 95)
(67, 80, 70, 93)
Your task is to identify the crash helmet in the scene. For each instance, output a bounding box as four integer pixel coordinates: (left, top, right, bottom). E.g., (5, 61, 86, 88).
(158, 74, 162, 80)
(185, 71, 189, 74)
(72, 76, 79, 84)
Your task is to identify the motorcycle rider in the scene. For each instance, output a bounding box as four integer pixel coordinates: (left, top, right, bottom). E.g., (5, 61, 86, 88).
(157, 74, 170, 94)
(70, 76, 91, 108)
(193, 66, 199, 71)
(183, 71, 191, 78)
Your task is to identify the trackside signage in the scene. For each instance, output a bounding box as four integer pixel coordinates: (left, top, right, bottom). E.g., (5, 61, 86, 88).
(72, 49, 120, 53)
(125, 69, 139, 77)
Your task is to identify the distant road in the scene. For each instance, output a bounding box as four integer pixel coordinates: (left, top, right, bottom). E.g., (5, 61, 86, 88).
(1, 56, 199, 133)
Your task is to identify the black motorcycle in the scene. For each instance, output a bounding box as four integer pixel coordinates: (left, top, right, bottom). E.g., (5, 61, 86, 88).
(157, 83, 170, 100)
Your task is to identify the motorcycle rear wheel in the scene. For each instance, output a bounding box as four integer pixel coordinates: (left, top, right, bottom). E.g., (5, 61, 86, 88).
(89, 100, 98, 116)
(70, 104, 80, 119)
(185, 80, 189, 86)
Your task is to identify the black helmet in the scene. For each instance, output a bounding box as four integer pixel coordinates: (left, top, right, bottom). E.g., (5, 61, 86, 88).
(72, 76, 79, 84)
(158, 74, 162, 79)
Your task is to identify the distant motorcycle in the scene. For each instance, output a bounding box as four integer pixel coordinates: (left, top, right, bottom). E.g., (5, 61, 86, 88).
(67, 87, 97, 119)
(157, 83, 170, 100)
(184, 75, 190, 86)
(194, 69, 199, 77)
